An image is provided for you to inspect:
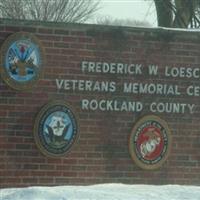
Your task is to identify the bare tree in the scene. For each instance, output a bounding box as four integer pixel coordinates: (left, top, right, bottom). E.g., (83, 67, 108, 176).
(154, 0, 200, 28)
(0, 0, 100, 23)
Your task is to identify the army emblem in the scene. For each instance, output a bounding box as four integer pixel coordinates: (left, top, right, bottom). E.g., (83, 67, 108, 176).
(0, 32, 44, 90)
(129, 115, 171, 170)
(34, 101, 78, 157)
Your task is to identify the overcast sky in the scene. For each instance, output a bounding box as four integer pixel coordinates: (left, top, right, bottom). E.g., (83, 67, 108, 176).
(93, 0, 157, 26)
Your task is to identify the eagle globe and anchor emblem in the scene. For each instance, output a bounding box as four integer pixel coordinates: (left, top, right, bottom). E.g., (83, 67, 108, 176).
(0, 32, 44, 90)
(34, 101, 78, 157)
(129, 115, 172, 170)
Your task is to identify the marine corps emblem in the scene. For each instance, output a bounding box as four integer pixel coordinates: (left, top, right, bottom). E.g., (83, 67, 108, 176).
(0, 32, 44, 90)
(129, 115, 171, 170)
(34, 101, 78, 157)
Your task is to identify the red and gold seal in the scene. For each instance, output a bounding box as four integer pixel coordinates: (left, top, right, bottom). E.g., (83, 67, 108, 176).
(129, 115, 172, 170)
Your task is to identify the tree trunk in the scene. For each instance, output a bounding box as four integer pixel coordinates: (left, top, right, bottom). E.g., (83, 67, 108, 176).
(173, 0, 192, 28)
(154, 0, 200, 28)
(154, 0, 173, 27)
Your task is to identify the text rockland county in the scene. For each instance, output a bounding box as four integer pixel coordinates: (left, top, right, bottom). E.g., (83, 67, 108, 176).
(55, 61, 200, 114)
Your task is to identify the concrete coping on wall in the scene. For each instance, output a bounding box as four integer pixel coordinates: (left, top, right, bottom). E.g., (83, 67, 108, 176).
(0, 18, 200, 41)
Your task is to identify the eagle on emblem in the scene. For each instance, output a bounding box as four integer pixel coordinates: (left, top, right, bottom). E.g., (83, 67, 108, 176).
(140, 128, 161, 158)
(45, 116, 71, 145)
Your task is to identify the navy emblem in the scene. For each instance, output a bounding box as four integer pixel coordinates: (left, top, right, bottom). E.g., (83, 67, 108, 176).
(129, 115, 171, 170)
(34, 101, 78, 157)
(0, 32, 44, 90)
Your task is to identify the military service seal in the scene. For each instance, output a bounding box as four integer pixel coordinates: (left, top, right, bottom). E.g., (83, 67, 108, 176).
(129, 115, 171, 170)
(0, 32, 44, 90)
(34, 101, 78, 157)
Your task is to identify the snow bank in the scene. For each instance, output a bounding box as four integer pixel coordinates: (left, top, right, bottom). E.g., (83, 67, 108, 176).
(1, 184, 200, 200)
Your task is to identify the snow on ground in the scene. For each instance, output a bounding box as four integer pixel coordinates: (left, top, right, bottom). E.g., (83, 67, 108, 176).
(1, 184, 200, 200)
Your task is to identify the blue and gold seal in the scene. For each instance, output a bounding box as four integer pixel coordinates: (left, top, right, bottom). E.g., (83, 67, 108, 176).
(34, 101, 78, 157)
(0, 32, 44, 90)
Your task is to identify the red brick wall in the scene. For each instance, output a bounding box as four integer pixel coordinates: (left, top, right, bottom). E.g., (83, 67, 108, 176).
(1, 19, 200, 187)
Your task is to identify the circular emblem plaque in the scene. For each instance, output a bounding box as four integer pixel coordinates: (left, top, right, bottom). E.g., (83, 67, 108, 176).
(34, 101, 78, 157)
(0, 32, 44, 90)
(129, 115, 171, 170)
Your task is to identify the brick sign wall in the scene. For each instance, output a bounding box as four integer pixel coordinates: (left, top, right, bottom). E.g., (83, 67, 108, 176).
(1, 19, 200, 187)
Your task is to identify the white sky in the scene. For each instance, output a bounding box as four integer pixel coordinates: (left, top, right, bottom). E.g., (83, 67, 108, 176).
(94, 0, 157, 26)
